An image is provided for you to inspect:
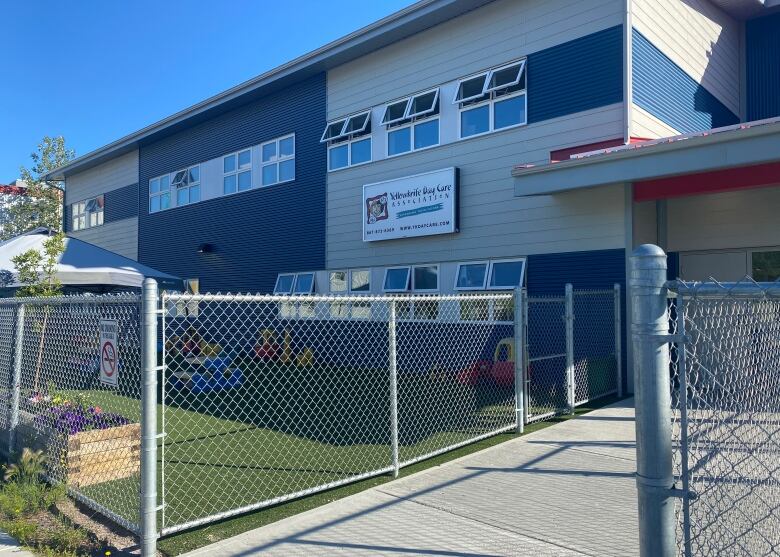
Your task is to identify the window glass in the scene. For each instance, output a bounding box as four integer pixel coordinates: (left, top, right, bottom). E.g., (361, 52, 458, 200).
(414, 300, 439, 320)
(172, 170, 187, 188)
(160, 175, 169, 191)
(489, 260, 525, 288)
(160, 193, 170, 210)
(189, 166, 200, 183)
(224, 154, 236, 173)
(329, 271, 347, 292)
(494, 94, 526, 129)
(414, 119, 439, 149)
(413, 265, 438, 291)
(293, 273, 315, 294)
(752, 251, 780, 281)
(322, 119, 346, 142)
(461, 104, 490, 137)
(350, 269, 370, 292)
(177, 188, 188, 206)
(388, 127, 411, 156)
(459, 297, 489, 320)
(409, 90, 438, 117)
(351, 138, 371, 165)
(223, 174, 237, 195)
(238, 170, 252, 191)
(329, 144, 349, 170)
(150, 178, 160, 194)
(279, 159, 295, 182)
(274, 274, 295, 294)
(486, 62, 524, 91)
(344, 112, 370, 134)
(150, 196, 160, 213)
(238, 150, 251, 169)
(262, 142, 276, 163)
(455, 74, 487, 103)
(189, 185, 200, 203)
(456, 263, 488, 289)
(384, 267, 410, 291)
(262, 165, 278, 186)
(279, 136, 294, 157)
(382, 99, 409, 124)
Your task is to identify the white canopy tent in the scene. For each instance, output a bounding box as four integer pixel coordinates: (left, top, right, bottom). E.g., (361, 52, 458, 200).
(0, 228, 182, 293)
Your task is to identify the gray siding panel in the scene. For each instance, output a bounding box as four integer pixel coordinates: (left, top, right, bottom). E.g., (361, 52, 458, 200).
(632, 0, 740, 116)
(327, 0, 624, 119)
(69, 217, 138, 261)
(65, 150, 139, 205)
(326, 104, 626, 269)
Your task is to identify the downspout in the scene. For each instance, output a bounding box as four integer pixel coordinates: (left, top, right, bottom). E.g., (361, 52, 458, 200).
(623, 0, 633, 144)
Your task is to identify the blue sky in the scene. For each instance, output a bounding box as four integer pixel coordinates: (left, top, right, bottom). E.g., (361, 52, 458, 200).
(0, 0, 414, 181)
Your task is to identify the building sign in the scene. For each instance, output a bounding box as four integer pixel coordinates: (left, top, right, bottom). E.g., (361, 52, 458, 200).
(99, 319, 119, 387)
(363, 167, 459, 242)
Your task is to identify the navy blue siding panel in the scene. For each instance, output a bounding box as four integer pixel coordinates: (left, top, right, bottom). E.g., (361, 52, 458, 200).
(63, 205, 71, 233)
(527, 25, 624, 123)
(138, 73, 326, 293)
(746, 13, 780, 121)
(105, 183, 138, 223)
(632, 29, 738, 133)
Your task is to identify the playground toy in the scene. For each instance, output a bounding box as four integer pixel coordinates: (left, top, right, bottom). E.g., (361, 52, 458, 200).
(456, 337, 517, 387)
(254, 329, 279, 360)
(169, 354, 244, 394)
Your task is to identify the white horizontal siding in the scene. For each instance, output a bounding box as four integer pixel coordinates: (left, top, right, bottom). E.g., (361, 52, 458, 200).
(327, 0, 624, 119)
(667, 186, 780, 252)
(69, 217, 138, 261)
(632, 0, 740, 116)
(327, 104, 626, 270)
(66, 150, 139, 204)
(631, 103, 682, 138)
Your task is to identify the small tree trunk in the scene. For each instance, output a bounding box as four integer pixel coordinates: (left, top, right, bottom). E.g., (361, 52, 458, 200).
(33, 308, 49, 394)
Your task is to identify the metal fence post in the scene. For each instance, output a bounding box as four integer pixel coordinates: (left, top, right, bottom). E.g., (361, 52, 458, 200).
(514, 287, 525, 433)
(8, 304, 25, 456)
(565, 283, 575, 414)
(388, 300, 400, 478)
(630, 245, 676, 557)
(614, 283, 623, 398)
(140, 279, 159, 557)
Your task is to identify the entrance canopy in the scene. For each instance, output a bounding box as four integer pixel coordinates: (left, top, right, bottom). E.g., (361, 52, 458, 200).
(0, 228, 182, 293)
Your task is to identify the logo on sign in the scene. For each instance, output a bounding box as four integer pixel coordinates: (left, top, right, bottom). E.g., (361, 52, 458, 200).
(102, 342, 117, 376)
(99, 319, 119, 387)
(366, 193, 388, 224)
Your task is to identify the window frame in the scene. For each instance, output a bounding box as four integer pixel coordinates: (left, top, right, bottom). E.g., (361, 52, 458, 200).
(386, 114, 440, 157)
(292, 272, 316, 294)
(486, 258, 527, 290)
(172, 164, 201, 207)
(406, 88, 440, 119)
(260, 133, 296, 187)
(329, 270, 348, 293)
(328, 136, 372, 171)
(383, 266, 411, 293)
(223, 148, 253, 195)
(454, 261, 490, 291)
(321, 111, 371, 143)
(273, 273, 296, 294)
(452, 72, 490, 104)
(484, 60, 526, 94)
(149, 174, 171, 213)
(71, 195, 104, 231)
(411, 264, 439, 292)
(349, 269, 371, 293)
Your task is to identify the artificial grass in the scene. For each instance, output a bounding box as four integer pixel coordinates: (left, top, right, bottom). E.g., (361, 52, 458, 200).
(156, 394, 624, 556)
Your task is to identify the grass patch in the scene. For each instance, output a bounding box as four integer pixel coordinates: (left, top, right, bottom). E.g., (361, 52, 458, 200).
(157, 394, 624, 556)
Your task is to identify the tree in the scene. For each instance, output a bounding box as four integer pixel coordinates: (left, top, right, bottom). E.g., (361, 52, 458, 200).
(3, 136, 75, 240)
(12, 231, 65, 393)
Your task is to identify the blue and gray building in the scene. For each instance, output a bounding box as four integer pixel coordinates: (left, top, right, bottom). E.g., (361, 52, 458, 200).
(45, 0, 780, 392)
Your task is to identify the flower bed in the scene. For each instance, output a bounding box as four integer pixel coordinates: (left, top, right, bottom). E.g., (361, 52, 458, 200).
(16, 394, 140, 488)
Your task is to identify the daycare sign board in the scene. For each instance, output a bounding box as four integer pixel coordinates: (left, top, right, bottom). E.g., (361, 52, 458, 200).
(362, 167, 459, 242)
(99, 319, 119, 387)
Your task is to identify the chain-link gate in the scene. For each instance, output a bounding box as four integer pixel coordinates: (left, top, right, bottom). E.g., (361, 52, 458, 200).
(669, 282, 780, 557)
(0, 295, 143, 534)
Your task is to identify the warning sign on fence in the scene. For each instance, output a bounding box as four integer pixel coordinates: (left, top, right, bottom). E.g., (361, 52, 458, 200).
(99, 319, 119, 386)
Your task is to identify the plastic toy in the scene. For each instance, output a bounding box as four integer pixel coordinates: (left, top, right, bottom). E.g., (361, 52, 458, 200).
(254, 329, 279, 360)
(296, 347, 315, 367)
(491, 338, 515, 387)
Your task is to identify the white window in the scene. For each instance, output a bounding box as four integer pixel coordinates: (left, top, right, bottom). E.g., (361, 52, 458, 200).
(383, 267, 410, 292)
(149, 174, 171, 213)
(323, 111, 372, 171)
(71, 195, 104, 231)
(412, 265, 439, 291)
(455, 60, 527, 139)
(172, 165, 201, 207)
(454, 262, 489, 290)
(329, 271, 347, 293)
(293, 272, 315, 294)
(223, 149, 252, 195)
(274, 273, 295, 294)
(384, 88, 440, 157)
(487, 258, 526, 290)
(261, 134, 295, 186)
(350, 269, 370, 292)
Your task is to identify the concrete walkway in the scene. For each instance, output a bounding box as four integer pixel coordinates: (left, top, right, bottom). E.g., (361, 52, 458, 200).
(0, 532, 34, 556)
(184, 399, 638, 557)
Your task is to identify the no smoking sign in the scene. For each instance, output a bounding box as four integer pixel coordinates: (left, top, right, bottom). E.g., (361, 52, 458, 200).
(99, 319, 119, 386)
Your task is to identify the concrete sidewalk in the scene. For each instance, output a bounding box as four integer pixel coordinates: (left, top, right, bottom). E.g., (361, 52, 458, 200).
(184, 399, 638, 556)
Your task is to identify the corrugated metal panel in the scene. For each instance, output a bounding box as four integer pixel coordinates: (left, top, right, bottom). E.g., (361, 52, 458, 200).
(528, 25, 624, 123)
(746, 12, 780, 121)
(526, 248, 625, 295)
(632, 28, 739, 133)
(138, 73, 326, 293)
(105, 183, 138, 223)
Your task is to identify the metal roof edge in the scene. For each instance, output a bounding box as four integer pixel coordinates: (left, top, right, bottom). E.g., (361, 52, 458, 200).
(44, 0, 492, 181)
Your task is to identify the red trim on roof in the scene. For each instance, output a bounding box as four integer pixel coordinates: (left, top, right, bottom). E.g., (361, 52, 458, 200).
(0, 185, 26, 195)
(550, 137, 650, 163)
(633, 161, 780, 202)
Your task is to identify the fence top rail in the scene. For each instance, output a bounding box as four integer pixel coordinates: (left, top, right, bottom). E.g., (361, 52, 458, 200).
(0, 293, 142, 305)
(162, 292, 515, 303)
(666, 279, 780, 299)
(572, 289, 617, 296)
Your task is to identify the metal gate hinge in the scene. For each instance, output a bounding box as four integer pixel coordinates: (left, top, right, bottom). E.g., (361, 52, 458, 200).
(636, 332, 689, 344)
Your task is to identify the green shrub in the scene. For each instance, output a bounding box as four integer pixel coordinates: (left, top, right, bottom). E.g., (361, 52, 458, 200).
(5, 448, 47, 485)
(47, 520, 88, 554)
(0, 480, 64, 519)
(2, 517, 39, 545)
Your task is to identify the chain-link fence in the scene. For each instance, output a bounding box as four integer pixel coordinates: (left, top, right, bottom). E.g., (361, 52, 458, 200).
(0, 295, 142, 534)
(669, 281, 780, 557)
(158, 292, 518, 534)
